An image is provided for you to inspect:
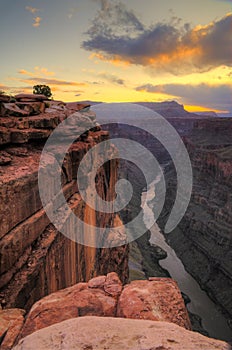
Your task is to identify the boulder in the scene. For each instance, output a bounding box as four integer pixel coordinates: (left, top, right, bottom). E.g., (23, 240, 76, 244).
(16, 102, 45, 115)
(1, 102, 45, 117)
(19, 274, 194, 339)
(15, 94, 47, 101)
(0, 308, 25, 350)
(0, 94, 10, 103)
(1, 104, 29, 117)
(20, 274, 120, 338)
(117, 278, 192, 330)
(88, 275, 106, 289)
(66, 102, 90, 112)
(15, 98, 39, 102)
(13, 316, 230, 350)
(103, 271, 122, 297)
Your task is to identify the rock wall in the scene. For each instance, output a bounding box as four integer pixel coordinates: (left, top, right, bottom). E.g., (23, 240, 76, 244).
(158, 117, 232, 320)
(0, 100, 129, 312)
(102, 110, 232, 335)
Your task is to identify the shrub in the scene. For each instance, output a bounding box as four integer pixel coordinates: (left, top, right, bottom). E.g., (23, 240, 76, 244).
(33, 85, 52, 98)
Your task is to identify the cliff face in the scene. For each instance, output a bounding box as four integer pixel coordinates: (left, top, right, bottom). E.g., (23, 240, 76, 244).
(0, 101, 128, 312)
(101, 106, 232, 335)
(158, 118, 232, 319)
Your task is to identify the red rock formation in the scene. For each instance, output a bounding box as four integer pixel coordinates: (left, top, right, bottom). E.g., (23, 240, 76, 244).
(19, 273, 190, 339)
(13, 317, 230, 350)
(0, 95, 10, 103)
(0, 105, 128, 312)
(15, 94, 48, 101)
(117, 278, 191, 330)
(0, 309, 25, 350)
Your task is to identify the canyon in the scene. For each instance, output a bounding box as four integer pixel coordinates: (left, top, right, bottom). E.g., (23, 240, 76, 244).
(157, 117, 232, 321)
(0, 96, 231, 348)
(132, 104, 232, 325)
(95, 102, 232, 339)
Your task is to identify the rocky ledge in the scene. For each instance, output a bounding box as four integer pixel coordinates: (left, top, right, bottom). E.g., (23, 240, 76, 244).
(13, 317, 230, 350)
(0, 272, 195, 349)
(1, 273, 230, 350)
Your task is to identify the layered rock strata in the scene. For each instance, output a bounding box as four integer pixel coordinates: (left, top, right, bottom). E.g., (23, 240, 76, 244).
(0, 102, 128, 312)
(158, 117, 232, 322)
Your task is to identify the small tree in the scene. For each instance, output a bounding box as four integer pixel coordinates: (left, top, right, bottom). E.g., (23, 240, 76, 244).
(33, 84, 52, 98)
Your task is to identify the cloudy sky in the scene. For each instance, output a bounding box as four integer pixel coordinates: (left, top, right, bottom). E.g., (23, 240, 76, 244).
(0, 0, 231, 113)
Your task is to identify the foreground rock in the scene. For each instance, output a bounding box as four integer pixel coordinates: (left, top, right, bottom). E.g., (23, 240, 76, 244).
(0, 309, 25, 350)
(20, 272, 121, 338)
(0, 274, 194, 348)
(20, 273, 190, 338)
(117, 278, 191, 330)
(13, 316, 231, 350)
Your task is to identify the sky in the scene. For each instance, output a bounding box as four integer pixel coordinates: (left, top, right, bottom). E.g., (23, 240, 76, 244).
(0, 0, 231, 113)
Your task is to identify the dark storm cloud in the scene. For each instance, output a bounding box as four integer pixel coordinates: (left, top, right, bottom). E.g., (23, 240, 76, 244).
(136, 83, 232, 111)
(82, 1, 232, 74)
(88, 0, 144, 38)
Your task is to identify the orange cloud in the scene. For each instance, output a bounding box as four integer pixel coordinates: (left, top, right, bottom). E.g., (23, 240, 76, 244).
(33, 17, 42, 27)
(90, 53, 130, 67)
(83, 9, 232, 74)
(20, 77, 88, 87)
(19, 67, 55, 77)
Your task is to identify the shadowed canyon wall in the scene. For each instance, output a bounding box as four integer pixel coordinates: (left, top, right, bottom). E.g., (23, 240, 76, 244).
(158, 118, 232, 320)
(101, 103, 232, 328)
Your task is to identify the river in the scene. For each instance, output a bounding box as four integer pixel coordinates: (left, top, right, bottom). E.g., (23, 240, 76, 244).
(141, 179, 232, 342)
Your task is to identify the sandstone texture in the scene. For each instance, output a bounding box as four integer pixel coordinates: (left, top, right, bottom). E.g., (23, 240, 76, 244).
(0, 308, 25, 350)
(13, 316, 231, 350)
(20, 274, 190, 339)
(0, 100, 128, 312)
(20, 272, 120, 338)
(117, 278, 191, 330)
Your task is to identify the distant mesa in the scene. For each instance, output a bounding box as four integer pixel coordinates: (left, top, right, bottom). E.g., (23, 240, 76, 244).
(195, 111, 219, 118)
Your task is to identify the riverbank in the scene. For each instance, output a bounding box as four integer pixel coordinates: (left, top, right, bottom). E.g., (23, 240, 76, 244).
(143, 182, 232, 342)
